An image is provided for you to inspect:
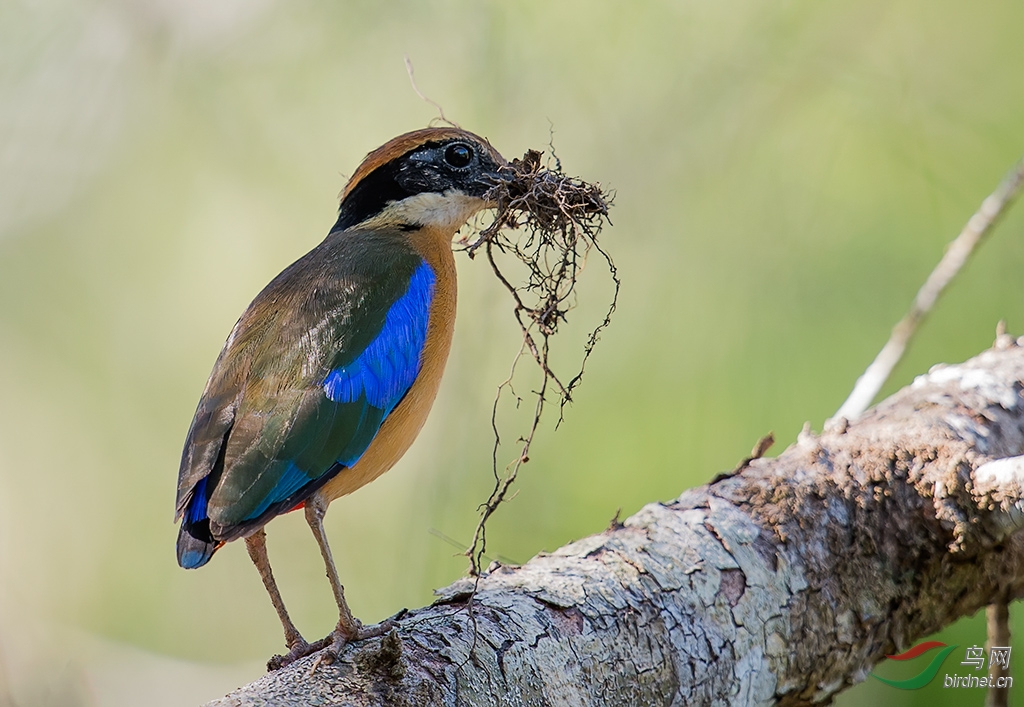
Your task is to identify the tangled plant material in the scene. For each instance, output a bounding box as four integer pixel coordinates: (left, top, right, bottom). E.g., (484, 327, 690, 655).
(459, 148, 617, 575)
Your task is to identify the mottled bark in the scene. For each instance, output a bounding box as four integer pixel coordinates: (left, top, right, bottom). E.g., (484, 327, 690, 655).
(208, 339, 1024, 707)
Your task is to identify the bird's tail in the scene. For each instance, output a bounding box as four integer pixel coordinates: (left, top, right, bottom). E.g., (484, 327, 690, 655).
(177, 476, 220, 569)
(176, 519, 219, 569)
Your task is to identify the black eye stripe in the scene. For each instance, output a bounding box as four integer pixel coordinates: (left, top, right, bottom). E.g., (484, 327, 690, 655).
(334, 139, 489, 231)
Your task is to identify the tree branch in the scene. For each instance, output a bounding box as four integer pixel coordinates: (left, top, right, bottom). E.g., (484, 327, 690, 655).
(835, 154, 1024, 420)
(208, 339, 1024, 706)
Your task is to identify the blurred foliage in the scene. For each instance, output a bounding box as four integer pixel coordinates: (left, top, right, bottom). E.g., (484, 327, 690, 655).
(1, 0, 1023, 704)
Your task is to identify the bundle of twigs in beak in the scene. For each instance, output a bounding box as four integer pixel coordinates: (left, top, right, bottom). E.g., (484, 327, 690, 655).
(460, 147, 617, 575)
(466, 148, 614, 370)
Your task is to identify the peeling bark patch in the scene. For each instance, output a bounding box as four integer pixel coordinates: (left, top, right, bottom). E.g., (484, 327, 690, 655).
(719, 569, 746, 607)
(753, 532, 780, 572)
(355, 630, 406, 681)
(539, 602, 586, 636)
(494, 637, 516, 679)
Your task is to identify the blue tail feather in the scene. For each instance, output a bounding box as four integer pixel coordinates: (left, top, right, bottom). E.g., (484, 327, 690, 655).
(177, 477, 218, 569)
(177, 522, 217, 569)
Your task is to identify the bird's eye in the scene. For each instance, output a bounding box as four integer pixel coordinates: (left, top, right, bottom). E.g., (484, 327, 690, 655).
(444, 143, 473, 168)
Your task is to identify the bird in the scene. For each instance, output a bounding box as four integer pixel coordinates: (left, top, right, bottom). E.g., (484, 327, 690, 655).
(174, 127, 506, 667)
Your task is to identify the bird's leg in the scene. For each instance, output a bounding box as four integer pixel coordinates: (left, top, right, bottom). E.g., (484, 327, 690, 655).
(304, 497, 359, 642)
(244, 529, 315, 670)
(304, 497, 397, 662)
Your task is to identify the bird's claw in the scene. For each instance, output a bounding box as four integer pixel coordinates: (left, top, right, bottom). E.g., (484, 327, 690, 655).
(313, 617, 399, 667)
(266, 618, 400, 672)
(267, 635, 331, 671)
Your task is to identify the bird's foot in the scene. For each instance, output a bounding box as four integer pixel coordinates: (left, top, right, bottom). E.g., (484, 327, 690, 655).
(267, 611, 407, 672)
(311, 616, 401, 669)
(267, 635, 331, 671)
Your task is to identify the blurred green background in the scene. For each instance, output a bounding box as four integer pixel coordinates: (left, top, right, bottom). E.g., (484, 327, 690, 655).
(1, 0, 1023, 704)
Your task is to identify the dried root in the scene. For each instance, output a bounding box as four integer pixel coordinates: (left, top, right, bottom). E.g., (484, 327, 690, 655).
(466, 149, 613, 344)
(459, 147, 617, 575)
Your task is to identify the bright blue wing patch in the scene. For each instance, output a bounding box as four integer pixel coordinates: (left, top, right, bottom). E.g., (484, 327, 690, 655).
(323, 262, 435, 415)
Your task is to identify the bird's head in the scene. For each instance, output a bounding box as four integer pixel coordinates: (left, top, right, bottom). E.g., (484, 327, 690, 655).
(334, 127, 506, 234)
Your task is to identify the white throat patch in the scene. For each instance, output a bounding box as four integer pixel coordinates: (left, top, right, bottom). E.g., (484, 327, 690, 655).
(360, 191, 488, 232)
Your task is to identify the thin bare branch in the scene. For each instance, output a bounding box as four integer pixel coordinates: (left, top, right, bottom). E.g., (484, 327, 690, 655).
(402, 55, 456, 128)
(986, 596, 1011, 707)
(835, 154, 1024, 420)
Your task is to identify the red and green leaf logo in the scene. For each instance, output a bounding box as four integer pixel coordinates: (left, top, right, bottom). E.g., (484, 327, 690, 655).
(871, 641, 959, 690)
